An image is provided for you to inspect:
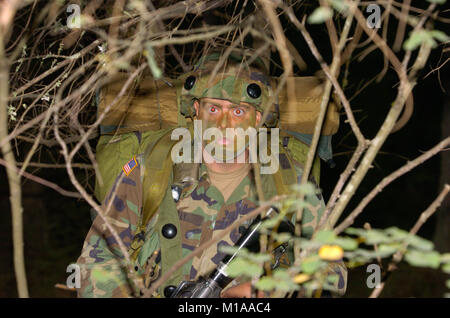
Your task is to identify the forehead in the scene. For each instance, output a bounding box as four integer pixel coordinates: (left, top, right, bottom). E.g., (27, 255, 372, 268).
(200, 98, 255, 110)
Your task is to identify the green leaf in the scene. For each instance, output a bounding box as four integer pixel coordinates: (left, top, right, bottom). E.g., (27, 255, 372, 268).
(315, 230, 336, 244)
(273, 269, 300, 291)
(404, 250, 441, 269)
(290, 182, 317, 196)
(430, 30, 449, 42)
(307, 7, 333, 24)
(255, 276, 278, 291)
(226, 258, 263, 277)
(272, 232, 292, 243)
(259, 214, 284, 230)
(295, 237, 322, 250)
(446, 279, 450, 289)
(377, 244, 399, 257)
(404, 234, 434, 251)
(403, 30, 437, 51)
(287, 199, 310, 211)
(246, 253, 272, 263)
(219, 246, 270, 263)
(440, 253, 450, 263)
(330, 0, 348, 13)
(273, 269, 290, 279)
(346, 258, 369, 268)
(326, 273, 338, 284)
(442, 263, 450, 274)
(385, 227, 409, 240)
(344, 227, 366, 237)
(345, 250, 375, 265)
(256, 270, 299, 292)
(353, 248, 379, 259)
(365, 229, 391, 245)
(276, 281, 300, 292)
(219, 245, 248, 257)
(426, 0, 446, 4)
(301, 257, 324, 274)
(335, 237, 358, 250)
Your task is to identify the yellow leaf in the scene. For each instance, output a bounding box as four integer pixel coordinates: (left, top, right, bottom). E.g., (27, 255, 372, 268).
(293, 273, 310, 284)
(318, 245, 344, 261)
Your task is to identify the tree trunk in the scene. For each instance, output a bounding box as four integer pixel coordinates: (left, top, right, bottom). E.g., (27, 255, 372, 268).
(433, 71, 450, 253)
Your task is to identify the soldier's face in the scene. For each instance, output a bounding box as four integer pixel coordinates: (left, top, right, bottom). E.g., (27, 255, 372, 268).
(194, 98, 262, 161)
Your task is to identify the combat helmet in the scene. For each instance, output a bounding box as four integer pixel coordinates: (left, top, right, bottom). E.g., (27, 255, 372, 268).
(178, 51, 279, 127)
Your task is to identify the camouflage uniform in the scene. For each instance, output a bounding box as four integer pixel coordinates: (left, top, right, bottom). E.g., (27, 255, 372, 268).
(76, 149, 347, 297)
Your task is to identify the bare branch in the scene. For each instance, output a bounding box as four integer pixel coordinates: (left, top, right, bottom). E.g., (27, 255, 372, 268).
(335, 136, 450, 234)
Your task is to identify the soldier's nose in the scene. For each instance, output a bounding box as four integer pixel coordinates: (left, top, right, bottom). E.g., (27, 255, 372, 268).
(219, 114, 230, 129)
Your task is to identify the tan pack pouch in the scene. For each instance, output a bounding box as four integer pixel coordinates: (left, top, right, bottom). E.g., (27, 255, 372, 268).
(278, 76, 340, 135)
(98, 75, 339, 136)
(97, 74, 181, 134)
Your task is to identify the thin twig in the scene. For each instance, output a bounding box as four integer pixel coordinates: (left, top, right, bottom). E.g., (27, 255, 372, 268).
(0, 158, 83, 198)
(335, 136, 450, 234)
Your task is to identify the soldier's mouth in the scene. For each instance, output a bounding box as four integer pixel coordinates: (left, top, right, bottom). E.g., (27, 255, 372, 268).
(217, 137, 231, 145)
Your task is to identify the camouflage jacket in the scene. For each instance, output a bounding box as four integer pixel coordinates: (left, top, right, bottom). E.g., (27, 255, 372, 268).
(76, 152, 347, 297)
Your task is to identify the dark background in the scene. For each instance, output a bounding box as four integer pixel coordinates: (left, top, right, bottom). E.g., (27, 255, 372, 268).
(0, 1, 449, 297)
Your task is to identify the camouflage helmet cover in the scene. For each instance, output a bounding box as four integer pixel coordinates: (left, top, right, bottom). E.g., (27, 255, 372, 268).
(178, 52, 278, 127)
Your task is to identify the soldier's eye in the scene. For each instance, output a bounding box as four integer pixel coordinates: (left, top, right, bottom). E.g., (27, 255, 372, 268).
(233, 108, 245, 116)
(209, 106, 218, 113)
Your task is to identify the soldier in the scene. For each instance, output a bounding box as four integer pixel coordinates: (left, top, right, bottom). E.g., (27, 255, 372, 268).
(76, 52, 347, 298)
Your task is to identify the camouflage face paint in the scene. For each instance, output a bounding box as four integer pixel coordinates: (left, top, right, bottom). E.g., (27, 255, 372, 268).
(197, 98, 258, 162)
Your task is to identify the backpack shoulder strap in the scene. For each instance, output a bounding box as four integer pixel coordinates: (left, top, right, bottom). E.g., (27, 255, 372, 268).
(141, 129, 177, 228)
(129, 129, 178, 262)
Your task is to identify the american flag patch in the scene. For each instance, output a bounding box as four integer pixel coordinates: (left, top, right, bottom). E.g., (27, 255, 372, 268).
(122, 156, 138, 176)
